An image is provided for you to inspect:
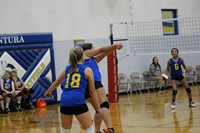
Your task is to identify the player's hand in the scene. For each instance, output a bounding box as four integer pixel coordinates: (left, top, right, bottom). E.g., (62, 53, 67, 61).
(185, 68, 189, 73)
(44, 91, 51, 97)
(11, 76, 16, 81)
(115, 43, 123, 50)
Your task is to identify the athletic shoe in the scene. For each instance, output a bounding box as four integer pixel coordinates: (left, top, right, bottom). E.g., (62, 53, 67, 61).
(171, 102, 176, 109)
(189, 101, 196, 107)
(4, 108, 10, 114)
(159, 90, 164, 93)
(15, 103, 22, 112)
(103, 128, 114, 133)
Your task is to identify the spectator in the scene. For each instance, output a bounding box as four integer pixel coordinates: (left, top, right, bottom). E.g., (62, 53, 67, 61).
(0, 81, 5, 113)
(1, 71, 16, 113)
(10, 70, 34, 109)
(149, 56, 168, 92)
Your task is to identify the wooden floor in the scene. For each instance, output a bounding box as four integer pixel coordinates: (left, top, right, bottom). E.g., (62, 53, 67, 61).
(0, 86, 200, 133)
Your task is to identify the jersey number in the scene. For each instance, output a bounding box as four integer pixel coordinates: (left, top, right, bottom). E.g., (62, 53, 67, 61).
(65, 73, 81, 88)
(174, 63, 179, 70)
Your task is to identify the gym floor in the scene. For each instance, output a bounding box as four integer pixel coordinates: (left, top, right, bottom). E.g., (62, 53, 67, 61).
(0, 85, 199, 133)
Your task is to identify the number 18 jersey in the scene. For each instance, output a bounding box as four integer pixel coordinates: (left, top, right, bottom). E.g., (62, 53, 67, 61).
(60, 64, 88, 107)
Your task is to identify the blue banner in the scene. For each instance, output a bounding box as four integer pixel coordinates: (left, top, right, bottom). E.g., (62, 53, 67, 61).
(0, 33, 53, 45)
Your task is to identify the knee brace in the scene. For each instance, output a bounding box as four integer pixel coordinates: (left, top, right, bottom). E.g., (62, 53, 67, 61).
(186, 88, 191, 93)
(60, 127, 70, 133)
(85, 125, 94, 133)
(17, 92, 22, 97)
(172, 90, 177, 96)
(100, 101, 109, 109)
(29, 88, 35, 94)
(7, 93, 12, 98)
(22, 88, 28, 94)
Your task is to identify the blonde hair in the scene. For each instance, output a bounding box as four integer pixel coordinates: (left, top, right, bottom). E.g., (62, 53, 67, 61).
(69, 47, 83, 73)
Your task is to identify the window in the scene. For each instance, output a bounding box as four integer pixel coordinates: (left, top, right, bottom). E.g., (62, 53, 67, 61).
(161, 9, 178, 35)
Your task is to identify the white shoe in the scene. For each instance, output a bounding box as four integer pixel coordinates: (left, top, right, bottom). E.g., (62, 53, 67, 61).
(159, 90, 164, 93)
(189, 101, 196, 107)
(171, 102, 176, 109)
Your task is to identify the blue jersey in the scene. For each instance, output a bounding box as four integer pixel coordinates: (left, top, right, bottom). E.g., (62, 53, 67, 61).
(60, 64, 88, 107)
(170, 57, 183, 79)
(84, 57, 102, 82)
(16, 77, 23, 90)
(3, 79, 13, 92)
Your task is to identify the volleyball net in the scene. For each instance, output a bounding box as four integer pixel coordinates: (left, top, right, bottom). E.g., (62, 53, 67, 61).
(127, 17, 200, 55)
(108, 17, 200, 102)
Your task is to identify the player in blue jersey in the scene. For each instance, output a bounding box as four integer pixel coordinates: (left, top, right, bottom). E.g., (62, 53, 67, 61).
(11, 70, 35, 109)
(45, 46, 102, 133)
(166, 48, 196, 109)
(0, 81, 5, 113)
(1, 71, 15, 113)
(82, 43, 123, 133)
(10, 70, 25, 111)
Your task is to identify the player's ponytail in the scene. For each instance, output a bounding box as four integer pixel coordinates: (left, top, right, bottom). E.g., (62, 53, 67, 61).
(69, 47, 83, 73)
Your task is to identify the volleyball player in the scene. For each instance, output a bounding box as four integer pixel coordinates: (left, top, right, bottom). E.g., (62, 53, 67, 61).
(10, 70, 25, 111)
(82, 43, 123, 133)
(166, 48, 196, 109)
(11, 70, 35, 109)
(1, 71, 15, 113)
(0, 81, 5, 113)
(45, 46, 102, 133)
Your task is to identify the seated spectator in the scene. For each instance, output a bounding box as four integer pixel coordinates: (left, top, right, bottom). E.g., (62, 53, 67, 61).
(1, 71, 15, 114)
(0, 81, 5, 113)
(21, 87, 35, 109)
(11, 70, 35, 109)
(149, 56, 168, 92)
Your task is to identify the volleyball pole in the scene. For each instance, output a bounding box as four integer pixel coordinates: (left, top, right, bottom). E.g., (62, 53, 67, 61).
(107, 23, 119, 103)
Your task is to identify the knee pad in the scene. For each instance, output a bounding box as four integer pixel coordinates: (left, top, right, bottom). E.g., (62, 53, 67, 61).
(172, 90, 177, 95)
(29, 88, 35, 94)
(100, 101, 109, 109)
(186, 88, 191, 93)
(17, 92, 22, 97)
(60, 127, 70, 133)
(85, 125, 94, 133)
(7, 93, 12, 98)
(22, 88, 28, 94)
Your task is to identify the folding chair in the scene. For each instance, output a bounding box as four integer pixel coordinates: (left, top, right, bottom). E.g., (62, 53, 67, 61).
(143, 70, 155, 92)
(118, 73, 136, 94)
(196, 65, 200, 83)
(130, 72, 149, 93)
(185, 66, 196, 86)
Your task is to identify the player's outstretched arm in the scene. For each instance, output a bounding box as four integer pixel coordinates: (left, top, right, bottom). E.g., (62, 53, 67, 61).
(84, 43, 123, 58)
(45, 69, 65, 97)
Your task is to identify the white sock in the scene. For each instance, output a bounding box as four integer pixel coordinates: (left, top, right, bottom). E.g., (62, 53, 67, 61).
(85, 125, 94, 133)
(60, 127, 70, 133)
